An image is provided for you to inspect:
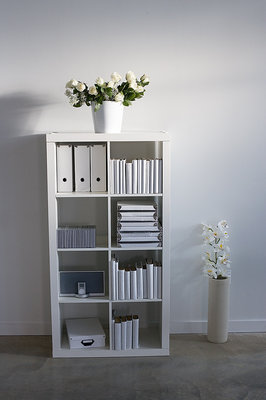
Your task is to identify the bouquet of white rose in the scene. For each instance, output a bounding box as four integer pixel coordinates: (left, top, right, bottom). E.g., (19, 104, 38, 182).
(202, 220, 231, 279)
(65, 71, 149, 111)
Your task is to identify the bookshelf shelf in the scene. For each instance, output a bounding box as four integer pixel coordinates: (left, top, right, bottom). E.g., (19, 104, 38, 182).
(46, 131, 170, 357)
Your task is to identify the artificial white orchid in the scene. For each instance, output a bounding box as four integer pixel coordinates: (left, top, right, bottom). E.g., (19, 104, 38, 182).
(202, 220, 231, 279)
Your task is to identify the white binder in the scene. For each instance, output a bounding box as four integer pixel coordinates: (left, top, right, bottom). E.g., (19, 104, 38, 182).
(90, 144, 107, 192)
(74, 145, 90, 192)
(57, 144, 73, 192)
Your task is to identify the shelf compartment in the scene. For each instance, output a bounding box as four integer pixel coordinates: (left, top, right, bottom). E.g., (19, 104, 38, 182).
(59, 303, 109, 349)
(57, 197, 108, 248)
(111, 196, 163, 248)
(111, 302, 162, 351)
(58, 251, 108, 298)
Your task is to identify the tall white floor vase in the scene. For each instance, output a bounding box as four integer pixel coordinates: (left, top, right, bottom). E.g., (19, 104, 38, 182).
(91, 101, 124, 133)
(208, 278, 230, 343)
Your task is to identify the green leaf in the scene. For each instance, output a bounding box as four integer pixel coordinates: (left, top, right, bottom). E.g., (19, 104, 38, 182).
(123, 100, 131, 107)
(94, 102, 101, 111)
(73, 102, 82, 108)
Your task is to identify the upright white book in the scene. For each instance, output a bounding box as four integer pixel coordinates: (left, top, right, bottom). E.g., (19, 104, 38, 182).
(143, 266, 148, 299)
(153, 264, 158, 299)
(119, 159, 126, 194)
(130, 267, 137, 299)
(114, 159, 120, 194)
(111, 258, 116, 300)
(132, 159, 138, 194)
(122, 159, 126, 194)
(118, 268, 125, 300)
(137, 265, 144, 299)
(124, 268, 131, 300)
(154, 159, 159, 194)
(90, 144, 106, 192)
(57, 144, 73, 192)
(74, 145, 90, 192)
(132, 315, 139, 349)
(146, 160, 150, 194)
(121, 317, 127, 350)
(147, 261, 154, 299)
(109, 159, 115, 194)
(149, 159, 154, 194)
(125, 162, 133, 194)
(114, 318, 121, 350)
(157, 264, 162, 299)
(137, 159, 142, 194)
(142, 159, 147, 194)
(159, 159, 163, 193)
(126, 316, 132, 349)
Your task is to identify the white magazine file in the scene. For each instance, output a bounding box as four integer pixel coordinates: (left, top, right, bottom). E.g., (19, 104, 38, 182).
(57, 144, 73, 192)
(90, 144, 107, 192)
(74, 145, 91, 191)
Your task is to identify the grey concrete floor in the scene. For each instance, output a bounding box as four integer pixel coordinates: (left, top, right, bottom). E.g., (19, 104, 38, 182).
(0, 333, 265, 400)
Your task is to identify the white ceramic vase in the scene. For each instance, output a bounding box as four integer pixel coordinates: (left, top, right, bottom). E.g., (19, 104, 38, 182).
(207, 277, 230, 343)
(91, 101, 124, 133)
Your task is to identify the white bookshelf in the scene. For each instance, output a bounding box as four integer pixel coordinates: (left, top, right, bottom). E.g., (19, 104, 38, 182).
(46, 131, 170, 357)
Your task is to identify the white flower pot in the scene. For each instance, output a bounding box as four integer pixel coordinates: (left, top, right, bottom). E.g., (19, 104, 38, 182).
(91, 101, 124, 133)
(207, 277, 230, 343)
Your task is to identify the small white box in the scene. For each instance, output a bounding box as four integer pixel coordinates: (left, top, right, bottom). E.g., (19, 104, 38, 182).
(66, 318, 106, 349)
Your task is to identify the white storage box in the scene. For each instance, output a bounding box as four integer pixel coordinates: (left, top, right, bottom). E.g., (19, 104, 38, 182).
(66, 318, 106, 349)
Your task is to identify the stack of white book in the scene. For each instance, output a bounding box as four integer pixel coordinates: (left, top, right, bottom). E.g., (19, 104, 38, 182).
(111, 258, 162, 301)
(110, 158, 162, 194)
(117, 201, 162, 248)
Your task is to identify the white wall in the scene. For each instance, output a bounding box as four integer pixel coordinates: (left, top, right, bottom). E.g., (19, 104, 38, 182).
(0, 0, 265, 334)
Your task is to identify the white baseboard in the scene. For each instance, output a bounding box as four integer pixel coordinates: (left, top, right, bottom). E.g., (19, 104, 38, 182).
(1, 320, 265, 336)
(0, 322, 51, 335)
(170, 320, 266, 334)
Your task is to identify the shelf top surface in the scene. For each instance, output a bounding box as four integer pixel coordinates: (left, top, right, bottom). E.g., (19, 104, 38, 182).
(46, 131, 170, 143)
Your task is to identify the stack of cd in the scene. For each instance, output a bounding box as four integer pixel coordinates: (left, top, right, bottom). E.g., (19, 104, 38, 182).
(57, 225, 96, 248)
(117, 201, 162, 247)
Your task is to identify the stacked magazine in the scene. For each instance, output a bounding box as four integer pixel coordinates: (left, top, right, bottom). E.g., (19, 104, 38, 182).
(117, 201, 162, 248)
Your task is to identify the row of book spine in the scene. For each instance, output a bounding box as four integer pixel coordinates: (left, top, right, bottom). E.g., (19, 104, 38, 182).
(110, 158, 163, 194)
(57, 226, 96, 248)
(112, 314, 139, 350)
(111, 259, 162, 300)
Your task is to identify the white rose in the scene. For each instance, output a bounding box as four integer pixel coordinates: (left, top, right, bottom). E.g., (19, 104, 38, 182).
(76, 82, 86, 92)
(129, 81, 137, 90)
(65, 79, 78, 88)
(111, 72, 122, 83)
(126, 70, 136, 84)
(96, 77, 105, 86)
(107, 80, 115, 88)
(136, 85, 144, 93)
(140, 74, 150, 84)
(114, 92, 124, 102)
(89, 85, 98, 95)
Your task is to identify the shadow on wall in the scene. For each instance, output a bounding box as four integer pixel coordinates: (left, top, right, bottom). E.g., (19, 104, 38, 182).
(0, 93, 52, 333)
